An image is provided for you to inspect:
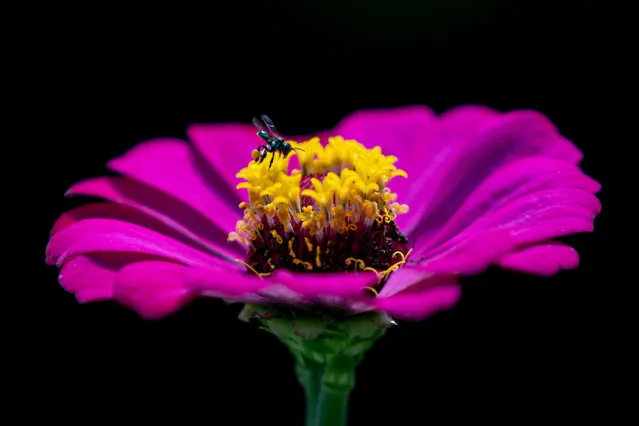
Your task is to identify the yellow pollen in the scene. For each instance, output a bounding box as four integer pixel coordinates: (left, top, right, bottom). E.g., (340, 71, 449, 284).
(315, 246, 322, 267)
(267, 258, 275, 270)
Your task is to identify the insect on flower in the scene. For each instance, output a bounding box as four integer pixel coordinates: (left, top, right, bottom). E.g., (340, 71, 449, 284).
(252, 114, 305, 169)
(44, 105, 603, 426)
(46, 105, 601, 322)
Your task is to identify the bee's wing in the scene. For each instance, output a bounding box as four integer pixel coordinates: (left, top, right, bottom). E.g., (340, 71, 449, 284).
(260, 115, 283, 137)
(252, 117, 268, 133)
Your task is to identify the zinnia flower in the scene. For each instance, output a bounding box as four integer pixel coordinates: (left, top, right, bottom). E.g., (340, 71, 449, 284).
(46, 105, 600, 425)
(46, 105, 600, 320)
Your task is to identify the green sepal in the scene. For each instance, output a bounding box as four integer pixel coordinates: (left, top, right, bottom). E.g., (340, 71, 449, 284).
(239, 304, 395, 426)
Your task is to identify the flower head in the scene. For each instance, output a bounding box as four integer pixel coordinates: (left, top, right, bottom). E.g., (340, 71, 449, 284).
(229, 135, 410, 277)
(46, 106, 601, 321)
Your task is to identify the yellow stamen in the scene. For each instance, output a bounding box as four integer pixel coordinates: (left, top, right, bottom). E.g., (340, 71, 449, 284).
(293, 259, 314, 270)
(392, 250, 407, 262)
(304, 237, 313, 253)
(270, 230, 283, 244)
(234, 136, 408, 240)
(379, 263, 401, 280)
(363, 267, 382, 278)
(404, 248, 414, 260)
(364, 286, 379, 296)
(233, 259, 271, 279)
(378, 248, 415, 279)
(345, 257, 366, 271)
(315, 246, 322, 267)
(230, 134, 413, 277)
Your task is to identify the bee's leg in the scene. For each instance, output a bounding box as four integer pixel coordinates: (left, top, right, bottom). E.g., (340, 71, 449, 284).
(255, 144, 266, 163)
(259, 146, 270, 164)
(268, 151, 276, 169)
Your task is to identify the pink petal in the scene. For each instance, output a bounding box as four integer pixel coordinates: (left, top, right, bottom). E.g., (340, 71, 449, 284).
(378, 267, 438, 297)
(185, 267, 379, 307)
(184, 266, 268, 302)
(376, 269, 461, 320)
(58, 254, 118, 302)
(67, 176, 241, 260)
(50, 202, 170, 237)
(411, 188, 599, 275)
(187, 123, 259, 202)
(46, 218, 225, 268)
(107, 138, 240, 239)
(113, 261, 194, 320)
(58, 252, 162, 303)
(333, 105, 436, 159)
(412, 230, 517, 275)
(403, 108, 585, 236)
(463, 188, 600, 246)
(413, 156, 601, 250)
(498, 241, 580, 276)
(272, 270, 380, 299)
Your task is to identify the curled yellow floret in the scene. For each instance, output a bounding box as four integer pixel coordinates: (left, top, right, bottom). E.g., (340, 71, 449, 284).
(230, 129, 418, 282)
(231, 136, 409, 255)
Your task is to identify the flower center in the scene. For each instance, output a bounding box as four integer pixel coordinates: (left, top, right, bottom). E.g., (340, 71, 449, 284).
(228, 136, 411, 280)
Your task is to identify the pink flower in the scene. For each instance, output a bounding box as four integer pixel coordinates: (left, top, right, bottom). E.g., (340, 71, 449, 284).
(46, 106, 601, 321)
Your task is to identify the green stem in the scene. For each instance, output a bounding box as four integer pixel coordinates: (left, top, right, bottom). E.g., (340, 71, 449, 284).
(315, 384, 351, 426)
(296, 360, 323, 426)
(315, 355, 357, 426)
(244, 307, 393, 426)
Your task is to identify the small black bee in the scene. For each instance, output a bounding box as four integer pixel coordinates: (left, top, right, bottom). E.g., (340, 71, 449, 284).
(252, 114, 304, 169)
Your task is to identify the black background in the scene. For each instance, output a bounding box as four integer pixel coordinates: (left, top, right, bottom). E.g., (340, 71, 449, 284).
(5, 1, 631, 424)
